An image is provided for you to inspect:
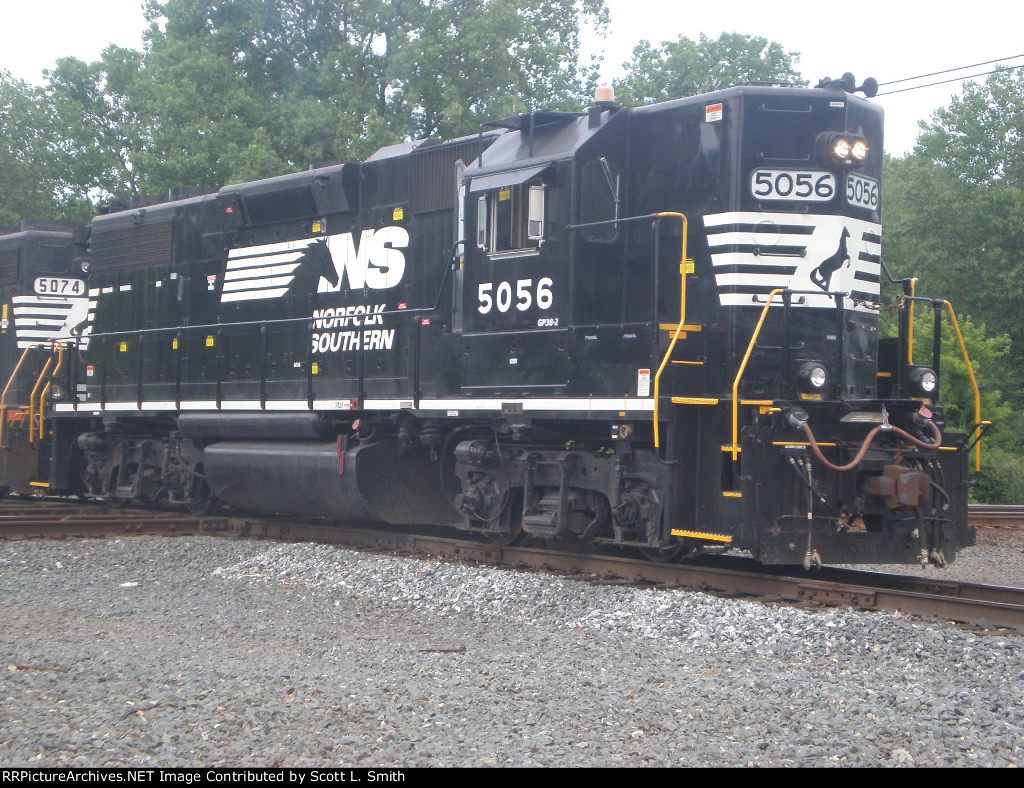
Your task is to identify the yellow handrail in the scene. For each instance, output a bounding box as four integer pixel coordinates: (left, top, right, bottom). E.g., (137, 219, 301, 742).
(942, 301, 987, 473)
(29, 354, 54, 445)
(0, 346, 36, 448)
(907, 277, 918, 364)
(651, 212, 691, 449)
(724, 289, 786, 459)
(38, 343, 65, 443)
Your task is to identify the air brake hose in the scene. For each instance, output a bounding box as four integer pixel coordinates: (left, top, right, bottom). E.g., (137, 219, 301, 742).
(891, 420, 943, 451)
(799, 418, 942, 472)
(800, 423, 881, 472)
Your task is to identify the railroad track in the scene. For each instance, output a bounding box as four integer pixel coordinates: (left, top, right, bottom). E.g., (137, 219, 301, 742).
(0, 500, 227, 539)
(2, 498, 1022, 634)
(968, 504, 1024, 529)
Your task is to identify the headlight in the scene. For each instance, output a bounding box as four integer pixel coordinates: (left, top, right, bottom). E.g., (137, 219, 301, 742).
(909, 366, 938, 396)
(817, 132, 870, 166)
(799, 362, 828, 392)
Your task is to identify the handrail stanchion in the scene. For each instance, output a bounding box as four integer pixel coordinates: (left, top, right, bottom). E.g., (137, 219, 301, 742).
(0, 346, 36, 448)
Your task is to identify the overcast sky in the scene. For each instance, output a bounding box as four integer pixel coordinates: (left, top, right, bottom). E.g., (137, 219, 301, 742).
(1, 0, 1021, 156)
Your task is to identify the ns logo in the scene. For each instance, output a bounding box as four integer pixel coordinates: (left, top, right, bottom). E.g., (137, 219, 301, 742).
(317, 226, 408, 292)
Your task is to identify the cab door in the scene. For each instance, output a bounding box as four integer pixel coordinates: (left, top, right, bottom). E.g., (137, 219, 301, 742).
(460, 168, 568, 395)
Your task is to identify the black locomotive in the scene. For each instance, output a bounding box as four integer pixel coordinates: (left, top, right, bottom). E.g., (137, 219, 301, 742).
(0, 78, 985, 568)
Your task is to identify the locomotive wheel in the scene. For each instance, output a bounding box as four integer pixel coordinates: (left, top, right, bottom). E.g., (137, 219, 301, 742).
(487, 490, 525, 546)
(186, 478, 219, 516)
(102, 466, 131, 508)
(187, 478, 221, 515)
(187, 496, 220, 516)
(638, 545, 688, 563)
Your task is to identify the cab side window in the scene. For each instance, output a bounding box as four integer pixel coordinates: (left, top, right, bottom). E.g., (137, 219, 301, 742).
(477, 181, 545, 257)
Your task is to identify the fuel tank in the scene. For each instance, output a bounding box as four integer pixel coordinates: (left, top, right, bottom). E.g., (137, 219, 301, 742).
(178, 413, 337, 441)
(203, 439, 461, 525)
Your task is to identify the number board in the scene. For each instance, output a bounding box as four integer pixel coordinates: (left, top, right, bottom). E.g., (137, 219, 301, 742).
(33, 277, 86, 296)
(750, 170, 836, 202)
(846, 173, 879, 210)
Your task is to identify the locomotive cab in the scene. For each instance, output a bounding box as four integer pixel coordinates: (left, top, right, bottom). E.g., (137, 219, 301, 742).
(450, 82, 978, 566)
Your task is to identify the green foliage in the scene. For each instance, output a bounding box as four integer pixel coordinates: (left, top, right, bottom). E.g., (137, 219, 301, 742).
(141, 0, 609, 166)
(883, 68, 1024, 502)
(43, 49, 146, 204)
(928, 313, 1010, 438)
(612, 32, 806, 106)
(972, 445, 1024, 505)
(127, 40, 289, 191)
(0, 73, 54, 224)
(5, 1, 614, 208)
(884, 76, 1024, 407)
(915, 67, 1024, 188)
(4, 2, 812, 212)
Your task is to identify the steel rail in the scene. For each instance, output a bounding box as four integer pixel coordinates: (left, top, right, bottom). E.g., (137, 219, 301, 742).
(1, 503, 1021, 632)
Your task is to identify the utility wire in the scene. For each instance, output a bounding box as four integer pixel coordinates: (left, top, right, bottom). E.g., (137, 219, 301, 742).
(879, 54, 1024, 87)
(877, 63, 1024, 96)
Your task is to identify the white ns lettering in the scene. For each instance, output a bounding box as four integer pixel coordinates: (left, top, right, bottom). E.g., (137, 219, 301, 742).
(318, 226, 408, 292)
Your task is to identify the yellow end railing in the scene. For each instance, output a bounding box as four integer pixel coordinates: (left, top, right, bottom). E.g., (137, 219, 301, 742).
(0, 342, 67, 448)
(651, 212, 693, 449)
(723, 289, 786, 459)
(36, 343, 65, 445)
(0, 346, 36, 448)
(907, 277, 918, 364)
(28, 353, 55, 445)
(941, 301, 987, 474)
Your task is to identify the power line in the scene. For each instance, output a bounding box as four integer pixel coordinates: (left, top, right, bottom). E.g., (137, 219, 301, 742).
(877, 63, 1024, 97)
(879, 54, 1024, 87)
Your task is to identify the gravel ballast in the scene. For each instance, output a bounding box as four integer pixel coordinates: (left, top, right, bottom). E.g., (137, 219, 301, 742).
(1, 533, 1022, 767)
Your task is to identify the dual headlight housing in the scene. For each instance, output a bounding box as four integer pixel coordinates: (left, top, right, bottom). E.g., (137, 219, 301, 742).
(816, 132, 870, 166)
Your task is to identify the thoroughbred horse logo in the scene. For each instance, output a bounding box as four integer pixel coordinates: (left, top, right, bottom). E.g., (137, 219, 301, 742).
(810, 227, 851, 291)
(221, 237, 340, 303)
(290, 239, 340, 294)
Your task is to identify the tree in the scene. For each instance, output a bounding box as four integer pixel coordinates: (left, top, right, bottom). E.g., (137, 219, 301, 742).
(930, 314, 1020, 503)
(613, 31, 805, 106)
(914, 66, 1024, 188)
(0, 73, 55, 224)
(883, 76, 1024, 404)
(3, 1, 612, 209)
(883, 68, 1024, 502)
(43, 49, 147, 204)
(127, 40, 290, 192)
(142, 0, 609, 154)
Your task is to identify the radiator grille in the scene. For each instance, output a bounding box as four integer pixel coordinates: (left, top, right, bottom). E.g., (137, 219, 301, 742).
(410, 138, 483, 213)
(91, 219, 173, 271)
(0, 247, 19, 285)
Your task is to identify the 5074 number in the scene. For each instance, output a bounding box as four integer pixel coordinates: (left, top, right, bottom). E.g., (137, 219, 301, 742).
(750, 170, 836, 202)
(478, 277, 553, 314)
(34, 277, 85, 296)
